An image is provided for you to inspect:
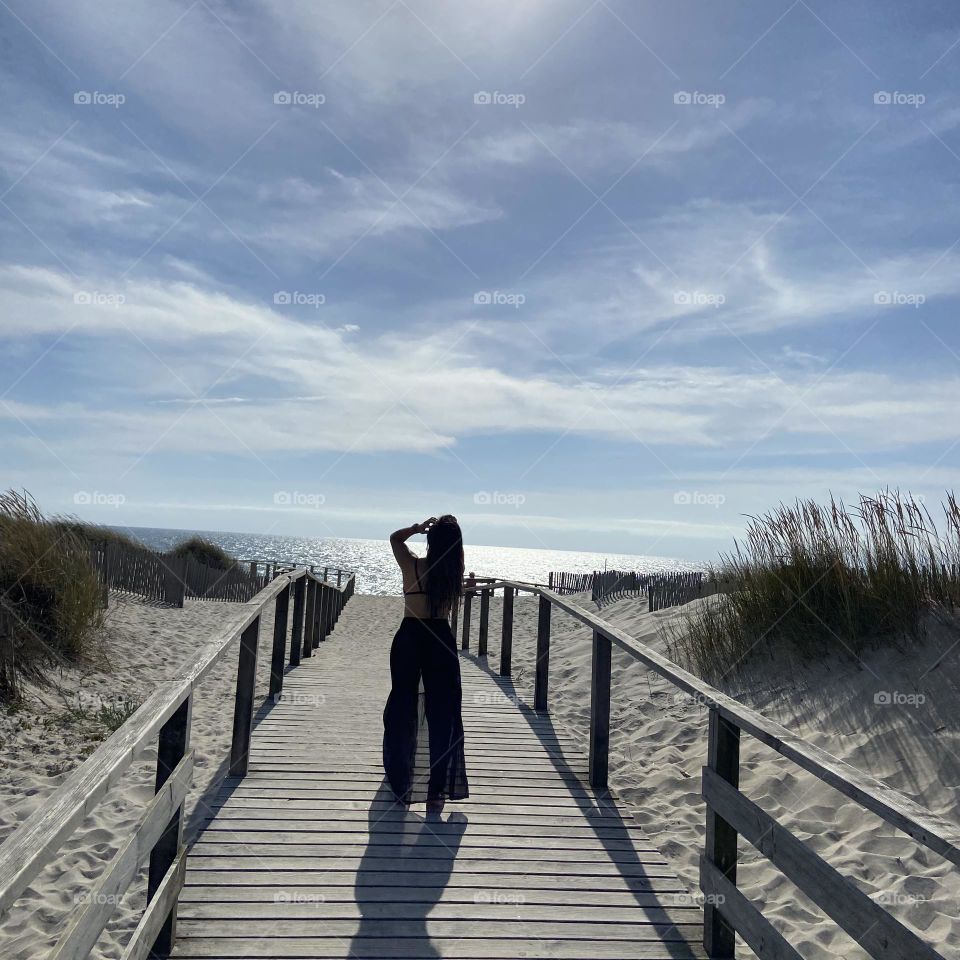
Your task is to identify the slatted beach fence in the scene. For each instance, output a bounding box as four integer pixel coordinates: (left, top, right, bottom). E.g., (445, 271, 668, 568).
(457, 577, 960, 959)
(548, 570, 595, 594)
(647, 572, 708, 612)
(0, 568, 354, 960)
(89, 541, 272, 607)
(89, 540, 187, 607)
(591, 569, 649, 608)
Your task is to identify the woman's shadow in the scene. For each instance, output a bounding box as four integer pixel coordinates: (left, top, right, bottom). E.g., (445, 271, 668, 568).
(349, 779, 468, 959)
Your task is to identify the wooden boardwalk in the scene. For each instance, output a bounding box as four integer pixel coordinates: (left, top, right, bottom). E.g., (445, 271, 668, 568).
(173, 595, 705, 959)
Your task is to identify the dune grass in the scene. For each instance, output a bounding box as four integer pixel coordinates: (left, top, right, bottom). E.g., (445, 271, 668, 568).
(167, 534, 235, 571)
(668, 492, 960, 682)
(54, 519, 143, 551)
(0, 491, 105, 698)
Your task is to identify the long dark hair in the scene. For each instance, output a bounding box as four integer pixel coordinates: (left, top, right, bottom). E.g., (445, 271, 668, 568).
(424, 515, 464, 617)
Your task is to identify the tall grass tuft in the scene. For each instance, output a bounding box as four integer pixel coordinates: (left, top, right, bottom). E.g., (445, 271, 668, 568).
(167, 535, 235, 571)
(0, 491, 104, 698)
(668, 492, 960, 682)
(53, 519, 143, 551)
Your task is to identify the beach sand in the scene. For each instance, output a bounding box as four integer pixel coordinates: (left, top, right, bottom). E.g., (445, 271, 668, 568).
(1, 587, 958, 959)
(498, 591, 960, 960)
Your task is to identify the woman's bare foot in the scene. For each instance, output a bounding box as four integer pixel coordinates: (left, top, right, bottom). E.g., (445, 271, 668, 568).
(426, 795, 445, 816)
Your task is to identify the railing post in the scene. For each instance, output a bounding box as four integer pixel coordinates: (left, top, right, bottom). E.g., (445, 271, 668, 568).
(337, 569, 342, 587)
(289, 575, 305, 667)
(500, 586, 514, 677)
(311, 582, 321, 647)
(269, 582, 290, 700)
(478, 588, 490, 657)
(534, 594, 551, 711)
(589, 628, 612, 788)
(703, 708, 740, 958)
(461, 590, 473, 651)
(303, 580, 316, 659)
(146, 695, 191, 957)
(316, 587, 328, 644)
(229, 617, 260, 777)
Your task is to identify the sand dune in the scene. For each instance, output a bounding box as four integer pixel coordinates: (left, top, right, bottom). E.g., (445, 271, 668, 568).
(499, 591, 960, 959)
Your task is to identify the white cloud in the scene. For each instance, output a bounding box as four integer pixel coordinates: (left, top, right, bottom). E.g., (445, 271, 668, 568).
(2, 267, 960, 465)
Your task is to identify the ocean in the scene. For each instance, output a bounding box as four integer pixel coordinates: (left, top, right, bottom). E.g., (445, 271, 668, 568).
(124, 527, 699, 596)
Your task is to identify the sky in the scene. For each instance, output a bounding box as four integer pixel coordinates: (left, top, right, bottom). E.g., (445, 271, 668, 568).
(2, 0, 960, 562)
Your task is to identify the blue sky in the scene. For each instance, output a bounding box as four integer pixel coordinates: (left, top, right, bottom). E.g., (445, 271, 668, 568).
(2, 0, 960, 561)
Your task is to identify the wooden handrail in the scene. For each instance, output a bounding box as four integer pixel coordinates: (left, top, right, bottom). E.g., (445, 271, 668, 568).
(0, 567, 356, 958)
(462, 575, 959, 959)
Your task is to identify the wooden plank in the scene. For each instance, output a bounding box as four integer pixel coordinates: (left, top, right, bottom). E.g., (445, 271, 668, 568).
(478, 588, 490, 656)
(699, 857, 803, 960)
(49, 754, 193, 960)
(187, 846, 672, 866)
(228, 618, 260, 777)
(268, 583, 290, 698)
(460, 590, 472, 650)
(178, 884, 688, 903)
(289, 575, 305, 667)
(147, 696, 192, 956)
(703, 708, 739, 958)
(499, 585, 514, 676)
(175, 918, 701, 939)
(535, 593, 551, 711)
(702, 766, 946, 960)
(178, 902, 700, 923)
(171, 938, 701, 959)
(185, 856, 678, 876)
(190, 834, 659, 851)
(589, 629, 611, 789)
(181, 871, 687, 893)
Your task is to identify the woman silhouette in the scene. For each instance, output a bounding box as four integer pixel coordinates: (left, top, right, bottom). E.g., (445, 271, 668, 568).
(383, 515, 469, 814)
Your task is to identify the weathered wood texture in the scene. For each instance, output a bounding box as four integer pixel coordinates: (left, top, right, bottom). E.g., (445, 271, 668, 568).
(171, 595, 706, 960)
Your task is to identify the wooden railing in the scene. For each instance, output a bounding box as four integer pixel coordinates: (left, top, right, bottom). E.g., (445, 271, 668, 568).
(457, 578, 959, 960)
(0, 568, 355, 960)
